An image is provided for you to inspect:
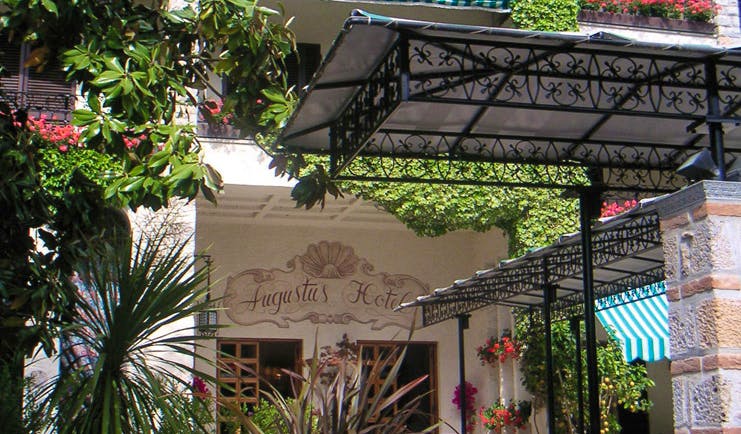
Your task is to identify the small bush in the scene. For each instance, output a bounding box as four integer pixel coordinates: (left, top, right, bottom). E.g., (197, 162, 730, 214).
(511, 0, 580, 31)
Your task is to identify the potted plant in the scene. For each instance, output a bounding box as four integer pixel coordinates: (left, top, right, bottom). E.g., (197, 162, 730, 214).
(479, 400, 532, 433)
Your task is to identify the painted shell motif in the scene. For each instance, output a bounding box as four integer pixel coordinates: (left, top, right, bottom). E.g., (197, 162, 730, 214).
(299, 241, 359, 279)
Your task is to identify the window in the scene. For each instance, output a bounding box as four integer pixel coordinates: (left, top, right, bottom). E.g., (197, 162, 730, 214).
(216, 339, 301, 432)
(0, 36, 75, 120)
(284, 43, 321, 94)
(359, 341, 438, 432)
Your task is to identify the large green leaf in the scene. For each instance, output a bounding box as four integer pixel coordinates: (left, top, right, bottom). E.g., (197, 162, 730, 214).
(41, 234, 218, 434)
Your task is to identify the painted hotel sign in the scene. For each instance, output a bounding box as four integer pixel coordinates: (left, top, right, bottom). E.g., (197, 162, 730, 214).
(224, 241, 429, 329)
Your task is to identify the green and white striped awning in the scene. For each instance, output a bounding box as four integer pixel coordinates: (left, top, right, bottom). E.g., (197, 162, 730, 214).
(328, 0, 511, 9)
(596, 289, 669, 363)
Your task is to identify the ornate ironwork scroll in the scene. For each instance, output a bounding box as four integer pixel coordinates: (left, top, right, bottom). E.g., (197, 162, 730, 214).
(319, 31, 741, 193)
(420, 212, 663, 326)
(406, 36, 716, 118)
(331, 41, 404, 175)
(335, 132, 701, 191)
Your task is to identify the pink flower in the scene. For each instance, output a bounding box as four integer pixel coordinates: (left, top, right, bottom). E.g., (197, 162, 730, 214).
(192, 376, 210, 396)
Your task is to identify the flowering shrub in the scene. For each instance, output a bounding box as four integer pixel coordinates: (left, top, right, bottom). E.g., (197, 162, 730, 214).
(479, 400, 532, 433)
(191, 376, 210, 399)
(580, 0, 720, 22)
(24, 114, 148, 152)
(600, 199, 638, 218)
(452, 381, 478, 433)
(476, 335, 522, 365)
(26, 115, 81, 152)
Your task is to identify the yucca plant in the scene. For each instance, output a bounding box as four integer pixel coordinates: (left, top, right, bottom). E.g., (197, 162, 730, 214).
(225, 336, 441, 434)
(39, 233, 218, 434)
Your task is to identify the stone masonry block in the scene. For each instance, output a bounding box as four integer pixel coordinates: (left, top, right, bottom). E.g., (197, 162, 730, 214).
(696, 299, 741, 349)
(680, 276, 714, 299)
(664, 230, 680, 281)
(705, 203, 741, 217)
(691, 375, 731, 426)
(709, 216, 741, 271)
(668, 275, 740, 301)
(673, 357, 702, 375)
(702, 354, 741, 373)
(670, 302, 699, 357)
(679, 220, 714, 278)
(675, 376, 689, 428)
(724, 370, 741, 427)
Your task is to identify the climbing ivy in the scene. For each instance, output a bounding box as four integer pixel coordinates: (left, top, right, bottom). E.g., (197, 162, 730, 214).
(291, 154, 582, 257)
(516, 319, 654, 433)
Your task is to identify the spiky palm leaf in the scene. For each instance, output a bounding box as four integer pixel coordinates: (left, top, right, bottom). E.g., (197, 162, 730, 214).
(41, 234, 217, 434)
(229, 335, 441, 434)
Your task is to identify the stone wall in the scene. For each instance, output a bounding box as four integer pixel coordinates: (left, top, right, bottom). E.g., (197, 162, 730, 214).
(657, 181, 741, 433)
(716, 0, 741, 45)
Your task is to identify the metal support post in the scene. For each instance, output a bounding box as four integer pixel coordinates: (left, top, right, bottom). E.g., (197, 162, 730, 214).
(399, 35, 410, 101)
(457, 313, 470, 434)
(543, 278, 556, 434)
(706, 61, 726, 180)
(571, 316, 585, 434)
(579, 189, 600, 434)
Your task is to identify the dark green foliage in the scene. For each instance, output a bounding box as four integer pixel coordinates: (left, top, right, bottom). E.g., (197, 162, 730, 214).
(0, 0, 293, 376)
(248, 399, 293, 434)
(511, 0, 580, 31)
(38, 147, 117, 195)
(289, 155, 581, 256)
(228, 338, 440, 434)
(516, 317, 654, 433)
(42, 234, 217, 434)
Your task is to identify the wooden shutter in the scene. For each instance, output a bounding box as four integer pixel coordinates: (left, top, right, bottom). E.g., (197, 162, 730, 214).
(0, 36, 22, 94)
(285, 43, 322, 93)
(25, 56, 74, 115)
(1, 34, 73, 117)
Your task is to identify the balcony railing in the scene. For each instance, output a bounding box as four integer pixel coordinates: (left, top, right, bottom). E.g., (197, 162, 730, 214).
(0, 90, 75, 121)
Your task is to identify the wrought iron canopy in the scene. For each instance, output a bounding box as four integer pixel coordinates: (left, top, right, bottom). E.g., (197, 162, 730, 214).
(279, 10, 741, 192)
(397, 197, 665, 326)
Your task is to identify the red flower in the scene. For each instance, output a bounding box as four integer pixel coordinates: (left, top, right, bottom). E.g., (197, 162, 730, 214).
(476, 335, 522, 365)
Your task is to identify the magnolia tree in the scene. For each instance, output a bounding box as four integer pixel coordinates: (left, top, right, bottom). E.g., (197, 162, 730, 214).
(0, 0, 294, 427)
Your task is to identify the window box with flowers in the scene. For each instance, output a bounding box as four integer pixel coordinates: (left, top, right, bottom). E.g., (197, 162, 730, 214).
(479, 400, 532, 433)
(578, 0, 718, 34)
(476, 335, 522, 366)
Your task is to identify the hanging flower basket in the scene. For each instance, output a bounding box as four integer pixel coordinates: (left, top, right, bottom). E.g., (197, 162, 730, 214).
(476, 335, 522, 366)
(479, 400, 532, 433)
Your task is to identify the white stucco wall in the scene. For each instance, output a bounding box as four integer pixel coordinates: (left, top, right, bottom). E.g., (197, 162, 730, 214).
(195, 188, 511, 432)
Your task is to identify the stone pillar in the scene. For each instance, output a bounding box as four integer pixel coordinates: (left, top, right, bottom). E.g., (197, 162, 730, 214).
(656, 181, 741, 434)
(716, 0, 741, 46)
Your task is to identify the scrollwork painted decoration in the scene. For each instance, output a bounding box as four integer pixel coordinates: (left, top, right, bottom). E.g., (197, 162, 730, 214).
(224, 241, 429, 329)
